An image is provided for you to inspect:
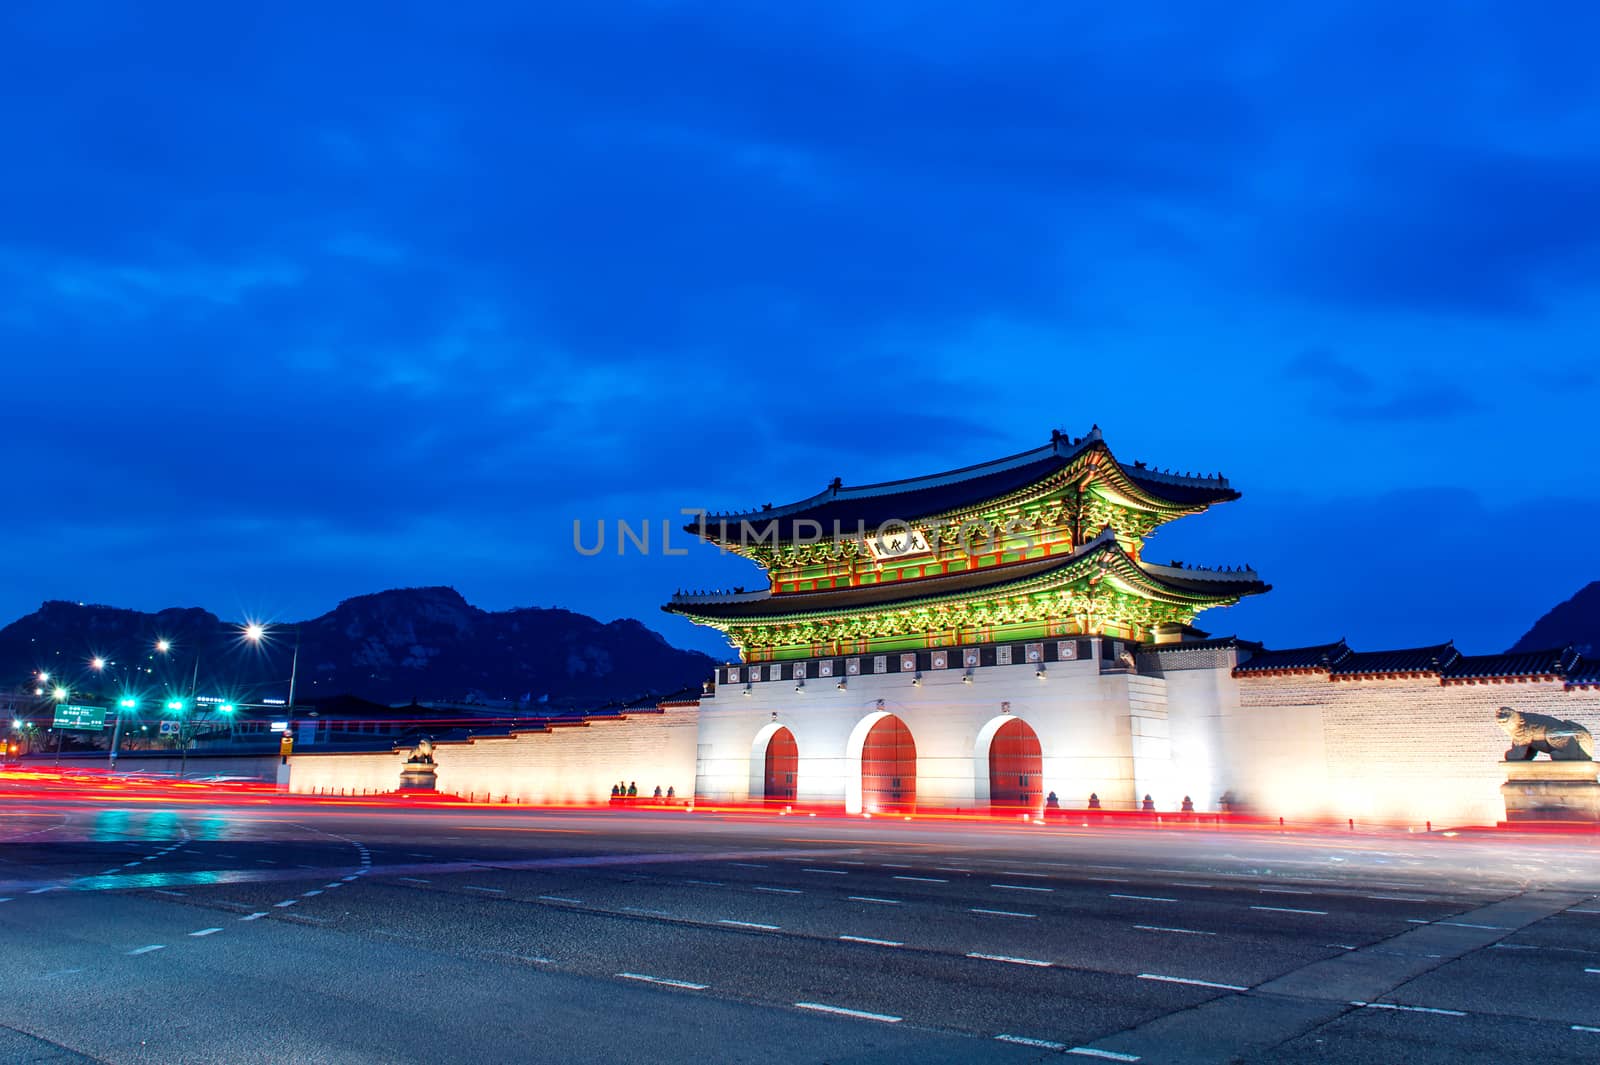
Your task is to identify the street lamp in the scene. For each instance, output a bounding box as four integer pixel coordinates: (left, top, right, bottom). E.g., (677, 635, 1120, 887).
(242, 619, 300, 730)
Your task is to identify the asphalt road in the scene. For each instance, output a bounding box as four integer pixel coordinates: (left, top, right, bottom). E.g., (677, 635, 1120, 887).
(2, 799, 1598, 1064)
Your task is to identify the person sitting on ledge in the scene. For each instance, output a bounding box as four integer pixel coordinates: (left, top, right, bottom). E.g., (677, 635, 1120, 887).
(610, 784, 620, 798)
(653, 785, 663, 799)
(666, 786, 675, 799)
(627, 781, 637, 797)
(1044, 791, 1060, 810)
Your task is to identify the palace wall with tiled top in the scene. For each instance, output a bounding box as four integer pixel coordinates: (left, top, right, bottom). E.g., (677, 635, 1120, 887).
(1230, 674, 1600, 825)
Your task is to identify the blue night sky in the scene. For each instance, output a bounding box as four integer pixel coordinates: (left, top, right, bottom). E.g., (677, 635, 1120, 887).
(3, 3, 1597, 661)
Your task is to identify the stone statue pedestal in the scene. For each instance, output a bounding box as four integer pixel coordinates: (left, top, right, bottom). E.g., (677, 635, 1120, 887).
(399, 764, 437, 792)
(1500, 760, 1600, 822)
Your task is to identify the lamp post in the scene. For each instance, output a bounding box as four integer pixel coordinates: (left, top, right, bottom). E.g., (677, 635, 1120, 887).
(51, 685, 68, 765)
(243, 620, 300, 735)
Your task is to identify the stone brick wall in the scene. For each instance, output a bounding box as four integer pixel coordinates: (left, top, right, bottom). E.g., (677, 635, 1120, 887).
(288, 706, 700, 804)
(1232, 673, 1600, 825)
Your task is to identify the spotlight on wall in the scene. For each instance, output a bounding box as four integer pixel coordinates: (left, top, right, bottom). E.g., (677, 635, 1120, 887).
(794, 680, 805, 693)
(1000, 701, 1011, 714)
(742, 683, 753, 697)
(1035, 664, 1047, 679)
(911, 672, 922, 687)
(836, 679, 847, 690)
(962, 669, 974, 685)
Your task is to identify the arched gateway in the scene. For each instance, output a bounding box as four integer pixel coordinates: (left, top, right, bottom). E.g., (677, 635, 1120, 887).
(762, 727, 797, 803)
(859, 714, 916, 814)
(987, 717, 1043, 813)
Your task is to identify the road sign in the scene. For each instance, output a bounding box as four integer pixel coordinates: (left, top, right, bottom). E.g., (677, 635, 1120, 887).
(159, 720, 180, 736)
(52, 704, 107, 731)
(279, 733, 293, 757)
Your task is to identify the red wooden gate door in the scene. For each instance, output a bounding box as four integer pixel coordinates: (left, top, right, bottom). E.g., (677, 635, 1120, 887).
(763, 727, 798, 803)
(861, 715, 916, 813)
(988, 717, 1042, 813)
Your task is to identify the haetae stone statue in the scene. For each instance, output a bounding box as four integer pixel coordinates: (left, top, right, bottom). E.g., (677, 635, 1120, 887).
(1495, 707, 1594, 762)
(399, 736, 438, 791)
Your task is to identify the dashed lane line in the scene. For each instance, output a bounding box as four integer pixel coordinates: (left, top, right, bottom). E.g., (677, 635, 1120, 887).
(967, 952, 1052, 967)
(127, 945, 165, 956)
(755, 887, 802, 895)
(189, 928, 222, 937)
(1088, 877, 1130, 884)
(840, 935, 902, 947)
(240, 913, 268, 921)
(1252, 906, 1327, 916)
(1111, 894, 1177, 903)
(848, 896, 901, 905)
(463, 886, 505, 894)
(998, 871, 1050, 879)
(1067, 1048, 1141, 1061)
(1368, 894, 1430, 902)
(617, 972, 708, 990)
(795, 1002, 901, 1023)
(995, 1034, 1066, 1051)
(273, 900, 297, 908)
(802, 869, 848, 876)
(971, 908, 1035, 918)
(1137, 973, 1248, 991)
(398, 877, 431, 884)
(1134, 925, 1215, 936)
(1573, 1025, 1600, 1032)
(894, 875, 947, 883)
(992, 883, 1052, 893)
(718, 919, 779, 930)
(1259, 888, 1316, 895)
(302, 890, 323, 897)
(1349, 1001, 1466, 1017)
(539, 895, 583, 905)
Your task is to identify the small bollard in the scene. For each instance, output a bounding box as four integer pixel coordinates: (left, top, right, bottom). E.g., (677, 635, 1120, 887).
(1426, 820, 1432, 833)
(1348, 818, 1354, 830)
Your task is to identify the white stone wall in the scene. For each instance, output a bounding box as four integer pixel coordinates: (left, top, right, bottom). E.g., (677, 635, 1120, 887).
(288, 706, 700, 804)
(695, 656, 1152, 812)
(1230, 674, 1600, 826)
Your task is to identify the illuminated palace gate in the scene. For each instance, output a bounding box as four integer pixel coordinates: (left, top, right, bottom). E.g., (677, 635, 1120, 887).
(989, 717, 1043, 813)
(861, 715, 916, 812)
(763, 727, 798, 803)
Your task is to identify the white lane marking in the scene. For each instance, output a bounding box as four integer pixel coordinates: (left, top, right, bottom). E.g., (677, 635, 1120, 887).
(1569, 909, 1600, 915)
(849, 896, 901, 905)
(992, 883, 1052, 892)
(302, 890, 322, 897)
(834, 860, 867, 866)
(464, 886, 505, 894)
(324, 882, 342, 889)
(0, 898, 11, 903)
(1138, 973, 1247, 991)
(99, 868, 119, 875)
(1067, 1048, 1141, 1062)
(540, 895, 583, 904)
(730, 863, 767, 869)
(755, 886, 802, 895)
(398, 877, 431, 884)
(1088, 877, 1130, 883)
(1326, 943, 1359, 950)
(934, 867, 975, 873)
(1135, 925, 1216, 936)
(999, 871, 1050, 878)
(1584, 968, 1600, 974)
(621, 906, 672, 917)
(617, 972, 708, 990)
(127, 944, 166, 955)
(882, 863, 914, 869)
(1437, 921, 1507, 930)
(273, 900, 297, 908)
(840, 935, 903, 947)
(189, 928, 223, 937)
(341, 875, 358, 881)
(1572, 1024, 1600, 1032)
(1252, 905, 1327, 916)
(1349, 1001, 1466, 1016)
(802, 868, 848, 875)
(894, 875, 948, 883)
(1493, 944, 1539, 951)
(123, 862, 141, 868)
(1171, 882, 1212, 889)
(971, 908, 1035, 918)
(1368, 894, 1429, 902)
(719, 919, 779, 930)
(1111, 894, 1178, 903)
(28, 887, 57, 895)
(795, 1002, 901, 1023)
(996, 1034, 1067, 1051)
(685, 879, 723, 886)
(1260, 888, 1316, 895)
(967, 952, 1052, 967)
(240, 912, 268, 921)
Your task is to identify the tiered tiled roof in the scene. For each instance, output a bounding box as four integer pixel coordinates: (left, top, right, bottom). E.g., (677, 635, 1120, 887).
(686, 426, 1238, 545)
(1567, 655, 1600, 689)
(666, 530, 1267, 623)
